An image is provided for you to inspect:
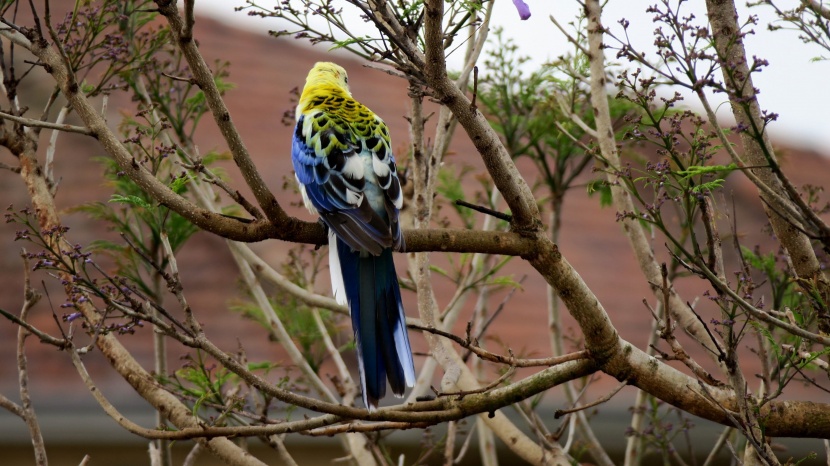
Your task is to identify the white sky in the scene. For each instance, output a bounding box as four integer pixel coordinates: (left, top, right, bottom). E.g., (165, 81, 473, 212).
(195, 0, 830, 154)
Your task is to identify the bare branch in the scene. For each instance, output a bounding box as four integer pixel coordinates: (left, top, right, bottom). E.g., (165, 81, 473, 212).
(0, 109, 94, 135)
(554, 380, 628, 419)
(16, 253, 47, 466)
(412, 323, 589, 368)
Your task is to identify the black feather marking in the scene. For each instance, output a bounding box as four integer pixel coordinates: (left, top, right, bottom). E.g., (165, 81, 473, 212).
(386, 179, 401, 203)
(328, 148, 346, 171)
(376, 143, 387, 160)
(314, 163, 329, 184)
(294, 117, 305, 139)
(377, 172, 391, 189)
(365, 136, 380, 151)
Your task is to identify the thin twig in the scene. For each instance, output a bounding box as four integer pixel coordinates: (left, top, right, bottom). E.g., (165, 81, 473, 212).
(304, 421, 432, 436)
(17, 252, 48, 466)
(554, 380, 627, 418)
(549, 14, 590, 55)
(45, 105, 69, 191)
(454, 199, 512, 221)
(412, 323, 589, 367)
(0, 161, 21, 172)
(436, 366, 515, 399)
(469, 66, 478, 112)
(179, 152, 263, 220)
(444, 420, 457, 466)
(0, 110, 95, 135)
(702, 427, 733, 466)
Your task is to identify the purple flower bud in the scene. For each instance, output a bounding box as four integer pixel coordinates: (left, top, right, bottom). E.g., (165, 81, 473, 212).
(512, 0, 531, 20)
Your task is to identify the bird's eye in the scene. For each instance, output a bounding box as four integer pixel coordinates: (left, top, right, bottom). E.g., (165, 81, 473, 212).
(344, 76, 349, 84)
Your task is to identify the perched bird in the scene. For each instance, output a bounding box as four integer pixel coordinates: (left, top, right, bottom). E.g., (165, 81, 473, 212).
(291, 62, 415, 409)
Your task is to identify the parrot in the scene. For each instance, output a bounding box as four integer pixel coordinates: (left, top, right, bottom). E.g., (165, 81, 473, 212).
(291, 62, 416, 409)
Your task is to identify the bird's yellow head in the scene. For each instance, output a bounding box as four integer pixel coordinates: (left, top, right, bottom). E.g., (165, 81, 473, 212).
(304, 62, 351, 94)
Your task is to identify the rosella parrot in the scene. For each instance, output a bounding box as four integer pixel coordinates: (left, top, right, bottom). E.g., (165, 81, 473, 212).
(291, 62, 415, 409)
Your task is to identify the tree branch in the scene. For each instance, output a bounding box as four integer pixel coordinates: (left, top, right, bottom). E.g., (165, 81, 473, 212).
(0, 109, 94, 135)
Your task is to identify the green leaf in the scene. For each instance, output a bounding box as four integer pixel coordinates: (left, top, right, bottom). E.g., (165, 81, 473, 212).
(587, 180, 613, 207)
(247, 361, 277, 372)
(170, 174, 193, 194)
(184, 91, 206, 107)
(740, 246, 776, 274)
(86, 239, 127, 253)
(329, 36, 371, 51)
(429, 264, 450, 278)
(690, 179, 726, 193)
(109, 194, 152, 209)
(676, 163, 737, 180)
(486, 275, 523, 289)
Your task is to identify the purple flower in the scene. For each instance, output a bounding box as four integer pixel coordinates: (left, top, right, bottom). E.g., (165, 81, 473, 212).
(512, 0, 531, 20)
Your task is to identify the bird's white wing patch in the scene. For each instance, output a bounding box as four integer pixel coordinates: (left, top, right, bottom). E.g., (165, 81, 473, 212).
(328, 230, 348, 306)
(341, 151, 365, 181)
(295, 174, 319, 215)
(372, 155, 391, 178)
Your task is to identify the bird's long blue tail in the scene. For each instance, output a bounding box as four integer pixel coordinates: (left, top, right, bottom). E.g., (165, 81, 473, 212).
(335, 237, 415, 409)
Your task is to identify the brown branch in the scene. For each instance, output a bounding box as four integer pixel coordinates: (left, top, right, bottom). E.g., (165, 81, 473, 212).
(554, 380, 627, 419)
(15, 252, 47, 466)
(182, 0, 195, 41)
(0, 160, 21, 172)
(435, 366, 515, 399)
(454, 199, 512, 221)
(411, 323, 589, 368)
(68, 341, 345, 440)
(193, 331, 598, 424)
(0, 110, 94, 135)
(0, 306, 67, 347)
(525, 212, 830, 438)
(303, 421, 432, 436)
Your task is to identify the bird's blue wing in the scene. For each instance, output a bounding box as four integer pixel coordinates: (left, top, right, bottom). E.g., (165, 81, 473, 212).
(292, 111, 403, 254)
